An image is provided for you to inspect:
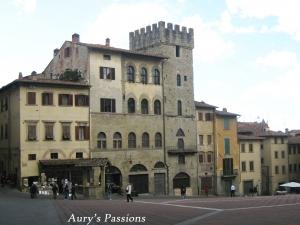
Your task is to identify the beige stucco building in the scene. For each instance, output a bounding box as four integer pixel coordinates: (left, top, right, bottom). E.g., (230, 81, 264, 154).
(288, 135, 300, 183)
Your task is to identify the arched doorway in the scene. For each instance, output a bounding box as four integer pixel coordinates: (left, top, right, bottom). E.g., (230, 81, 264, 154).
(154, 161, 166, 195)
(173, 172, 190, 189)
(129, 164, 148, 194)
(105, 166, 122, 189)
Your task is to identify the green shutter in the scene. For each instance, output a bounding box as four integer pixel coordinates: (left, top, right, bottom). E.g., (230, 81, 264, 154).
(224, 138, 230, 155)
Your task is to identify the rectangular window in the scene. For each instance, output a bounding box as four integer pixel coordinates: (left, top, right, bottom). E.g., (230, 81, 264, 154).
(100, 98, 116, 113)
(44, 123, 54, 140)
(274, 151, 278, 159)
(198, 112, 203, 121)
(178, 154, 185, 164)
(223, 158, 233, 175)
(207, 135, 212, 145)
(175, 45, 180, 57)
(28, 154, 36, 161)
(281, 150, 285, 158)
(62, 123, 71, 140)
(294, 164, 297, 172)
(249, 161, 254, 171)
(42, 93, 53, 105)
(289, 146, 292, 155)
(274, 137, 277, 144)
(64, 47, 71, 57)
(249, 144, 253, 153)
(59, 94, 73, 106)
(241, 144, 245, 153)
(184, 76, 187, 81)
(224, 138, 230, 155)
(27, 92, 36, 105)
(199, 154, 204, 163)
(4, 123, 8, 139)
(100, 67, 115, 80)
(75, 95, 89, 106)
(103, 54, 111, 60)
(293, 146, 296, 154)
(298, 146, 300, 154)
(224, 118, 230, 129)
(282, 165, 286, 174)
(0, 125, 3, 140)
(289, 164, 292, 173)
(241, 161, 246, 172)
(75, 126, 89, 140)
(76, 152, 83, 159)
(205, 113, 212, 121)
(28, 124, 37, 141)
(50, 152, 58, 159)
(275, 166, 279, 174)
(199, 135, 204, 145)
(281, 137, 284, 144)
(207, 153, 212, 163)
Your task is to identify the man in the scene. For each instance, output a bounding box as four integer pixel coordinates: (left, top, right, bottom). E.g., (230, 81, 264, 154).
(52, 182, 58, 199)
(230, 184, 236, 197)
(126, 183, 133, 202)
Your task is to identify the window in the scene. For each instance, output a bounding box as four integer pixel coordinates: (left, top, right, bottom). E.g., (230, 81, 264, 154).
(28, 154, 36, 161)
(64, 47, 71, 57)
(97, 132, 107, 149)
(274, 151, 278, 159)
(294, 164, 297, 172)
(207, 153, 212, 163)
(127, 66, 135, 82)
(4, 124, 8, 139)
(199, 153, 204, 163)
(249, 144, 253, 153)
(223, 158, 233, 175)
(177, 100, 182, 116)
(50, 153, 58, 159)
(249, 161, 254, 171)
(177, 74, 181, 86)
(207, 135, 212, 145)
(281, 137, 284, 144)
(59, 94, 73, 106)
(103, 54, 111, 60)
(141, 99, 148, 114)
(62, 123, 71, 140)
(198, 112, 203, 121)
(75, 125, 89, 140)
(293, 146, 296, 154)
(128, 132, 136, 148)
(224, 118, 230, 129)
(275, 166, 279, 174)
(241, 144, 245, 153)
(176, 45, 180, 57)
(44, 123, 54, 140)
(282, 165, 286, 174)
(281, 150, 285, 158)
(75, 95, 89, 106)
(113, 132, 122, 149)
(155, 132, 162, 147)
(241, 161, 246, 172)
(100, 98, 116, 112)
(127, 98, 135, 113)
(184, 76, 187, 81)
(178, 154, 185, 164)
(177, 138, 184, 149)
(298, 146, 300, 154)
(154, 100, 161, 115)
(199, 135, 204, 145)
(153, 69, 160, 85)
(289, 146, 292, 155)
(100, 67, 115, 80)
(142, 132, 149, 148)
(289, 164, 292, 173)
(76, 152, 83, 159)
(28, 124, 37, 141)
(205, 113, 212, 121)
(141, 68, 147, 84)
(27, 92, 36, 105)
(0, 125, 3, 140)
(274, 137, 277, 144)
(224, 138, 230, 155)
(42, 93, 53, 105)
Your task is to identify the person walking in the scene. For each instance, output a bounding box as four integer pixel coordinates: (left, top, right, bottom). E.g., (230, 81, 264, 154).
(230, 184, 236, 197)
(52, 182, 58, 199)
(107, 183, 112, 200)
(204, 184, 209, 197)
(71, 183, 77, 200)
(63, 180, 69, 199)
(180, 185, 186, 198)
(30, 182, 38, 199)
(126, 183, 133, 202)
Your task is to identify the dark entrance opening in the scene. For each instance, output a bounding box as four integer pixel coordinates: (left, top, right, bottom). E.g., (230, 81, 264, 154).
(173, 172, 190, 188)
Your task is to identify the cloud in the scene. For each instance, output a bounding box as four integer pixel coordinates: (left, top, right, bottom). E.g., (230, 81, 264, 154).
(255, 50, 298, 69)
(225, 0, 300, 41)
(14, 0, 37, 13)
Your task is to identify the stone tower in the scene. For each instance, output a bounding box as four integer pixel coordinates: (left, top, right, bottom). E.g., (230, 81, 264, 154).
(130, 21, 197, 195)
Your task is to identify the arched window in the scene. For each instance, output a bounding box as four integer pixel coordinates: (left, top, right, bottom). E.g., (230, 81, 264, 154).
(177, 100, 182, 116)
(153, 69, 160, 85)
(154, 161, 165, 168)
(154, 100, 161, 115)
(142, 132, 149, 148)
(128, 132, 136, 148)
(127, 66, 135, 82)
(113, 132, 122, 149)
(178, 138, 184, 149)
(155, 132, 162, 147)
(177, 74, 181, 86)
(130, 164, 147, 172)
(128, 98, 135, 113)
(141, 99, 148, 114)
(141, 67, 147, 84)
(97, 132, 106, 149)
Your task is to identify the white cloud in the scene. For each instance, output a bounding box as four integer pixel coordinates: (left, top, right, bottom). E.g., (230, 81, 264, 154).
(225, 0, 300, 41)
(14, 0, 37, 13)
(256, 50, 298, 69)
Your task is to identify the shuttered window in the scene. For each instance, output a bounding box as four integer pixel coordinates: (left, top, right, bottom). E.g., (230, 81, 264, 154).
(75, 95, 89, 106)
(62, 123, 71, 140)
(28, 124, 37, 141)
(100, 67, 115, 80)
(224, 138, 230, 155)
(75, 126, 89, 140)
(44, 123, 54, 140)
(100, 98, 116, 112)
(27, 92, 36, 105)
(42, 93, 53, 105)
(59, 94, 73, 106)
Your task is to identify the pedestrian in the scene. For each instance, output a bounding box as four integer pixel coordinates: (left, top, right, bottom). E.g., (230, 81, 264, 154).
(107, 183, 112, 200)
(71, 183, 77, 200)
(230, 184, 236, 197)
(204, 184, 209, 197)
(180, 185, 186, 198)
(63, 181, 69, 199)
(30, 182, 38, 199)
(68, 181, 72, 200)
(125, 183, 133, 202)
(52, 182, 58, 199)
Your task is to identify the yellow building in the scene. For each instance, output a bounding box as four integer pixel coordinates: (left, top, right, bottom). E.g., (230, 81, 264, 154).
(288, 136, 300, 182)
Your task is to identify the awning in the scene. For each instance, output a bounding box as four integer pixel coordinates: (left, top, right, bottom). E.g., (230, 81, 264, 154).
(39, 158, 109, 167)
(280, 182, 300, 188)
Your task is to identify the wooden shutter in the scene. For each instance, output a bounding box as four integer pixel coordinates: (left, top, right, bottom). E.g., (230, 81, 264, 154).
(58, 94, 62, 105)
(85, 96, 89, 106)
(85, 126, 90, 140)
(75, 95, 79, 106)
(100, 99, 104, 112)
(111, 68, 115, 80)
(49, 93, 53, 105)
(69, 94, 73, 106)
(27, 92, 36, 105)
(42, 93, 45, 105)
(112, 99, 116, 112)
(75, 126, 79, 140)
(100, 67, 104, 79)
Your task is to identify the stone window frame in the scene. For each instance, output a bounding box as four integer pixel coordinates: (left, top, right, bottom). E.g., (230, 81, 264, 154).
(97, 132, 107, 149)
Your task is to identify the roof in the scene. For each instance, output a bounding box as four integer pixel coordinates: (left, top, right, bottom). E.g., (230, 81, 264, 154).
(288, 136, 300, 144)
(238, 134, 265, 140)
(39, 158, 109, 167)
(194, 101, 217, 109)
(259, 131, 288, 137)
(78, 42, 167, 59)
(238, 122, 269, 136)
(216, 110, 239, 117)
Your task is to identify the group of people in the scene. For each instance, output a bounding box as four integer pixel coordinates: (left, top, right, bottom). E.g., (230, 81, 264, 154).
(60, 179, 76, 200)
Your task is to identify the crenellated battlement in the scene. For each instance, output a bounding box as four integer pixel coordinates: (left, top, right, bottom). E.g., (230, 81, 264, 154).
(129, 21, 194, 51)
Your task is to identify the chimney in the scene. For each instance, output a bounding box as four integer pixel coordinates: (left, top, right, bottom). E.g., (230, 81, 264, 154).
(18, 72, 23, 79)
(53, 48, 59, 57)
(105, 38, 110, 47)
(222, 108, 227, 112)
(72, 33, 80, 43)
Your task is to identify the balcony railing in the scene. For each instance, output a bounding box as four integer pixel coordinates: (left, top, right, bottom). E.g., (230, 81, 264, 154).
(167, 146, 197, 155)
(221, 169, 238, 178)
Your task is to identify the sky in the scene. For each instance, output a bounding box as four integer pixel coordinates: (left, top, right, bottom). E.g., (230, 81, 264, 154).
(1, 0, 300, 131)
